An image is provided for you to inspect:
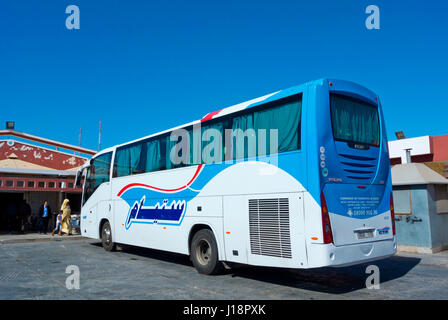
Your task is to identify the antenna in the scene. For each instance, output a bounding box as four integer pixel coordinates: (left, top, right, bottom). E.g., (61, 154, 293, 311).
(76, 127, 82, 156)
(98, 121, 102, 151)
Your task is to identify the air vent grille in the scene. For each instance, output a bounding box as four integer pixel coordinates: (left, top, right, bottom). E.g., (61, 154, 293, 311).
(249, 198, 292, 259)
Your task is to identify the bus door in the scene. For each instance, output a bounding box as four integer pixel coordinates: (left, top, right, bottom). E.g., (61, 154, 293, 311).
(81, 152, 113, 239)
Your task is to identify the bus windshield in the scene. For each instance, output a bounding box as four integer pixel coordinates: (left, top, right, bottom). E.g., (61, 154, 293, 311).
(330, 93, 380, 147)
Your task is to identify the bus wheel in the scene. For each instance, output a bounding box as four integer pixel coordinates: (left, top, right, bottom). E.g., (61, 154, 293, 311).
(101, 221, 116, 252)
(190, 229, 223, 275)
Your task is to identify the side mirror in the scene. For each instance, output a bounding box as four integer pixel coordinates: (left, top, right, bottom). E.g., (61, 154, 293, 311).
(75, 160, 91, 188)
(75, 169, 83, 188)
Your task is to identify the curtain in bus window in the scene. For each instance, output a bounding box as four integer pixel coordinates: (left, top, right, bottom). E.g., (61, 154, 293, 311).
(129, 143, 144, 174)
(165, 134, 179, 169)
(115, 144, 144, 177)
(115, 147, 131, 177)
(254, 99, 301, 155)
(201, 122, 224, 164)
(145, 139, 164, 172)
(231, 113, 256, 160)
(330, 95, 380, 146)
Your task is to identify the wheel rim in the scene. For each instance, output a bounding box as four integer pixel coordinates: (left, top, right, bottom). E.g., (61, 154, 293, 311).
(195, 239, 211, 266)
(103, 225, 111, 245)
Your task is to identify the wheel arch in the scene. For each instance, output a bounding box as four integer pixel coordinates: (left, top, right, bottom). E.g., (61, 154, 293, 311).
(98, 218, 109, 239)
(188, 223, 225, 260)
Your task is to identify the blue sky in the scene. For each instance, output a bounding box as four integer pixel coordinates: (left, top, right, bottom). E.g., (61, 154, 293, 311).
(0, 0, 447, 153)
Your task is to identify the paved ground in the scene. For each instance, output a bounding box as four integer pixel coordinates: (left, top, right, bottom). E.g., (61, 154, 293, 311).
(0, 238, 447, 300)
(0, 232, 82, 244)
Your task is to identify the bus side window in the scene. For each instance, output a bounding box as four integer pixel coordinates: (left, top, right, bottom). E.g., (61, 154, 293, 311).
(83, 152, 112, 204)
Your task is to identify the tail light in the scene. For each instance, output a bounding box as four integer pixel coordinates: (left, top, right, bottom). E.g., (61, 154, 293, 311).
(390, 192, 396, 235)
(321, 192, 334, 244)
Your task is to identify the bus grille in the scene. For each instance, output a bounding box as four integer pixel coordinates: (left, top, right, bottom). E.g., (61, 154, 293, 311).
(339, 153, 377, 182)
(248, 198, 292, 259)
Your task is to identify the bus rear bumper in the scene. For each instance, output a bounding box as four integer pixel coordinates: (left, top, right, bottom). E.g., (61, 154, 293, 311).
(306, 237, 397, 268)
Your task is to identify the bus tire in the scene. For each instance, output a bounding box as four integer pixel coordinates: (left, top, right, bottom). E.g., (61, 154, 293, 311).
(101, 221, 116, 252)
(190, 229, 224, 275)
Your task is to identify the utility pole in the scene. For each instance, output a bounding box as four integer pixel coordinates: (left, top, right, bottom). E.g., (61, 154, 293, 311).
(78, 127, 82, 146)
(76, 127, 82, 156)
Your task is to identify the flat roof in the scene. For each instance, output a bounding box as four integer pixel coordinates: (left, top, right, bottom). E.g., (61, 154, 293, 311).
(0, 167, 77, 176)
(392, 163, 448, 185)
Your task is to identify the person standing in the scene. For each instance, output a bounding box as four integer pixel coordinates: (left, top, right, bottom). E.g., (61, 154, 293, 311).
(25, 200, 31, 231)
(52, 210, 63, 237)
(38, 201, 51, 234)
(17, 199, 28, 234)
(60, 199, 72, 236)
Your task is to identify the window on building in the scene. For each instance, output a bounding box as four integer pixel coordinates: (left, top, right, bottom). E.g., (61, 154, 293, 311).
(435, 185, 448, 214)
(393, 189, 411, 214)
(68, 183, 74, 188)
(27, 181, 35, 188)
(38, 181, 45, 188)
(48, 182, 55, 188)
(17, 181, 24, 188)
(6, 180, 14, 187)
(0, 180, 2, 187)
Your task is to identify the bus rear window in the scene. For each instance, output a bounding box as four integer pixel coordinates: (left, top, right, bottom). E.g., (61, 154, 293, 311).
(330, 93, 380, 147)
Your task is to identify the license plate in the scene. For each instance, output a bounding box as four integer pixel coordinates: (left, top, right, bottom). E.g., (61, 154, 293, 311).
(356, 231, 373, 239)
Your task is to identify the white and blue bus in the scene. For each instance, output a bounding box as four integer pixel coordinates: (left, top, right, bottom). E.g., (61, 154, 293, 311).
(77, 78, 396, 275)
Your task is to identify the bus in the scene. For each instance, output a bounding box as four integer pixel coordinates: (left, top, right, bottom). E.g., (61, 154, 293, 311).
(76, 78, 396, 275)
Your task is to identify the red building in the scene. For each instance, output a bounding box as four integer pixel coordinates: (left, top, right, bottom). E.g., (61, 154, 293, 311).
(0, 130, 96, 231)
(432, 135, 448, 162)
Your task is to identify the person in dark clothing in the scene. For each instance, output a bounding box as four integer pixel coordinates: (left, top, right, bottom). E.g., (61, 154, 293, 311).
(7, 202, 17, 234)
(17, 199, 28, 234)
(25, 201, 32, 231)
(38, 201, 52, 234)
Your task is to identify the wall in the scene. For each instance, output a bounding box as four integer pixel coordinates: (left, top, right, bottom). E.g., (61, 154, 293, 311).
(388, 136, 432, 164)
(432, 135, 448, 162)
(427, 185, 448, 250)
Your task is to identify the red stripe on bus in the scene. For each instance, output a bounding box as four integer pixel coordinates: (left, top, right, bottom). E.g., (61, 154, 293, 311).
(116, 164, 203, 197)
(201, 109, 222, 122)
